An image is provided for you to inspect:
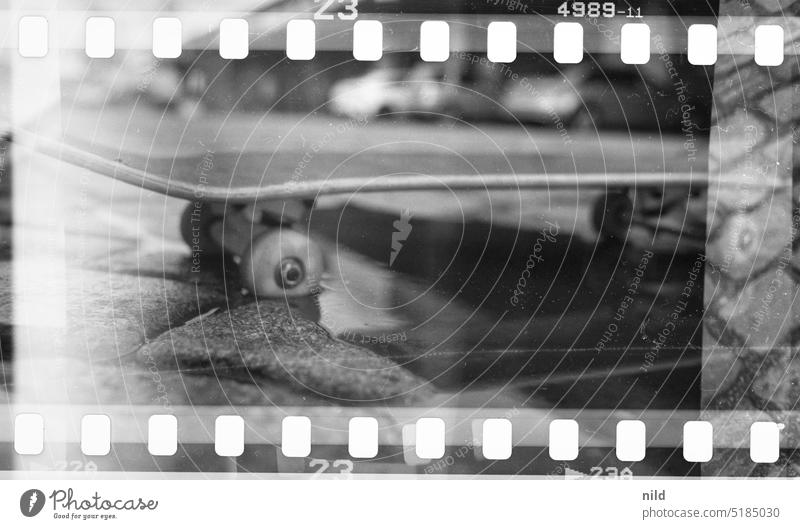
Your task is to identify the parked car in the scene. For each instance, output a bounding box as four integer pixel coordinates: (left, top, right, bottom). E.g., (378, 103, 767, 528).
(329, 61, 503, 121)
(501, 61, 690, 131)
(328, 67, 410, 118)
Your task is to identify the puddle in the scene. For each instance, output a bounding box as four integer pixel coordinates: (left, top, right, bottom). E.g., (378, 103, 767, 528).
(306, 187, 705, 410)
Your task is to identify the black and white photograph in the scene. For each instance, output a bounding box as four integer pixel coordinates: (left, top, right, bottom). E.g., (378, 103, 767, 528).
(0, 0, 798, 526)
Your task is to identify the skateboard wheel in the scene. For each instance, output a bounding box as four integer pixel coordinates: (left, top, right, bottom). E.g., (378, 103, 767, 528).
(240, 229, 324, 297)
(179, 202, 224, 256)
(276, 257, 305, 289)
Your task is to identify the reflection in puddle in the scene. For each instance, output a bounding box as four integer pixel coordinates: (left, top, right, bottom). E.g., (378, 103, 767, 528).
(309, 189, 704, 410)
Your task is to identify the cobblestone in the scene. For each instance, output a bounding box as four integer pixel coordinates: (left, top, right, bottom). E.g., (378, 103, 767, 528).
(703, 0, 800, 475)
(138, 301, 436, 405)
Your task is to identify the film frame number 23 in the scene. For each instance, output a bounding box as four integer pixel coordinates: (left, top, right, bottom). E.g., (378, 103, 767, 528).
(314, 0, 359, 20)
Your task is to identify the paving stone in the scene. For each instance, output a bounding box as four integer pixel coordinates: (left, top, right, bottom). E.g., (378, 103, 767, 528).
(708, 263, 797, 350)
(710, 118, 791, 192)
(708, 348, 800, 421)
(69, 272, 225, 359)
(750, 348, 800, 410)
(701, 338, 744, 399)
(0, 263, 227, 360)
(137, 301, 436, 405)
(706, 200, 793, 281)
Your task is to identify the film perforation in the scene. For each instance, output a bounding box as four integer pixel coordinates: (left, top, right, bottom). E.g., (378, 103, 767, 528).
(7, 14, 798, 67)
(8, 412, 792, 465)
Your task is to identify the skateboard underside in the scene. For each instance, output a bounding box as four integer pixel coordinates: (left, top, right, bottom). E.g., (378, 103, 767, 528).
(11, 104, 720, 203)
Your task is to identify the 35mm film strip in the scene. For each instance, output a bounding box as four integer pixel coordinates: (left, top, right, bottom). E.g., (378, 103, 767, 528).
(0, 0, 798, 483)
(5, 410, 794, 466)
(7, 14, 796, 66)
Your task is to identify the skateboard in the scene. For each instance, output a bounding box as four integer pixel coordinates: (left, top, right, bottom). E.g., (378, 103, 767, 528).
(3, 125, 741, 298)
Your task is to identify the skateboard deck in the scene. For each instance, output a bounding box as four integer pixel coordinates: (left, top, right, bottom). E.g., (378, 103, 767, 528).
(10, 125, 715, 203)
(6, 98, 776, 203)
